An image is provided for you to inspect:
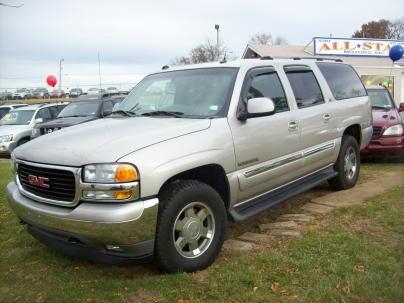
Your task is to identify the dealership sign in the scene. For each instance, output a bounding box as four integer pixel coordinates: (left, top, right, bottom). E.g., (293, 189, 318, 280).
(314, 37, 404, 57)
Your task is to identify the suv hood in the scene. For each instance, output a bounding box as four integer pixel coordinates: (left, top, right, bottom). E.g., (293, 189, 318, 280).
(0, 125, 31, 136)
(372, 108, 402, 128)
(38, 116, 96, 129)
(14, 117, 211, 166)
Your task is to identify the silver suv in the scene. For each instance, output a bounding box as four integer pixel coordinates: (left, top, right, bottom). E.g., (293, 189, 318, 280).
(7, 58, 372, 272)
(0, 103, 66, 155)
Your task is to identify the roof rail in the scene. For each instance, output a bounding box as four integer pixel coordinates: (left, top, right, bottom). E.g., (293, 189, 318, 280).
(260, 56, 274, 60)
(287, 56, 343, 62)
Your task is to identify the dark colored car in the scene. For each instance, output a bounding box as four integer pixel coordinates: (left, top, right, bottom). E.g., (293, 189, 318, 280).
(32, 88, 49, 99)
(32, 96, 124, 138)
(69, 88, 83, 98)
(50, 89, 65, 98)
(361, 86, 404, 159)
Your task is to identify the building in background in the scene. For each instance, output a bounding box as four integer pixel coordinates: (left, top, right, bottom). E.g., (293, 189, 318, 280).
(243, 37, 404, 105)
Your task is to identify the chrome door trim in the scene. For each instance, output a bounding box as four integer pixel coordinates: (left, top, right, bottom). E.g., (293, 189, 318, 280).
(243, 141, 336, 179)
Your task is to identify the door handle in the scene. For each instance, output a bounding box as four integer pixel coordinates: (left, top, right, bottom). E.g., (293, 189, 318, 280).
(288, 121, 298, 131)
(323, 114, 331, 121)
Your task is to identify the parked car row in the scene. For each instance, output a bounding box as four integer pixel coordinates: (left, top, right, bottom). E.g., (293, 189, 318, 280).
(0, 94, 124, 155)
(0, 87, 127, 100)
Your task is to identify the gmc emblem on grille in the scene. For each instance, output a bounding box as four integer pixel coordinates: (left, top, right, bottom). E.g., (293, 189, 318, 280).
(27, 175, 50, 189)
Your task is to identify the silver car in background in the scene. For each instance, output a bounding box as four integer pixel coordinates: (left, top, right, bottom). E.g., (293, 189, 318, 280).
(0, 103, 66, 155)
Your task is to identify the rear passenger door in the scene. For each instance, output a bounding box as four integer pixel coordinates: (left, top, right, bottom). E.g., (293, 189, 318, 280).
(283, 65, 336, 172)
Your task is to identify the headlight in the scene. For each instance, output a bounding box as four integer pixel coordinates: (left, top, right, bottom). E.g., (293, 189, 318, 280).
(383, 124, 403, 136)
(0, 134, 13, 143)
(83, 163, 138, 183)
(82, 163, 139, 202)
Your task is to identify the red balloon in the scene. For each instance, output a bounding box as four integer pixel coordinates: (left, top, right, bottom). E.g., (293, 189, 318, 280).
(46, 75, 57, 87)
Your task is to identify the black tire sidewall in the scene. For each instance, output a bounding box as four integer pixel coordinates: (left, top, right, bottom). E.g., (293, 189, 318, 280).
(334, 135, 360, 189)
(155, 181, 226, 273)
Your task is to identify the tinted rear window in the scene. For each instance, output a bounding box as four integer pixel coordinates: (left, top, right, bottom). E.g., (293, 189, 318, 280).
(285, 70, 324, 108)
(316, 62, 366, 100)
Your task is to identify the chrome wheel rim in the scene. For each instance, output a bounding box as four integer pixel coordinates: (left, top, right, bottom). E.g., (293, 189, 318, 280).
(344, 146, 357, 180)
(173, 202, 215, 259)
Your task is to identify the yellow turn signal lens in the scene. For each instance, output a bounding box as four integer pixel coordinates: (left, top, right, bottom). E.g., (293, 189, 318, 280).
(114, 190, 132, 200)
(115, 164, 138, 182)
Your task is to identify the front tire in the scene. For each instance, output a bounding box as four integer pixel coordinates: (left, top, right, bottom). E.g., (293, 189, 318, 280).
(155, 180, 227, 273)
(329, 135, 360, 190)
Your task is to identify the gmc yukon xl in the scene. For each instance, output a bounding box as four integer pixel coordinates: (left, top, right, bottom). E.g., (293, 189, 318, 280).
(7, 58, 372, 272)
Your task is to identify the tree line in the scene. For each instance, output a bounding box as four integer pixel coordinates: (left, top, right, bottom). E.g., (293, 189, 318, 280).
(172, 17, 404, 65)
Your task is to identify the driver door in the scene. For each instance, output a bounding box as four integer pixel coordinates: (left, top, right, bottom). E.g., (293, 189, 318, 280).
(228, 67, 302, 202)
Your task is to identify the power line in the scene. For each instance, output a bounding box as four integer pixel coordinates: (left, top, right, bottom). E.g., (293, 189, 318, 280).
(0, 2, 24, 8)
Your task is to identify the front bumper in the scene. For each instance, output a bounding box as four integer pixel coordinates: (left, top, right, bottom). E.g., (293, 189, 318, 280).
(0, 141, 15, 155)
(361, 135, 404, 156)
(7, 182, 159, 262)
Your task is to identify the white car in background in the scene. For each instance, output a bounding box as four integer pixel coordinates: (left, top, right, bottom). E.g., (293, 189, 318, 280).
(87, 88, 104, 95)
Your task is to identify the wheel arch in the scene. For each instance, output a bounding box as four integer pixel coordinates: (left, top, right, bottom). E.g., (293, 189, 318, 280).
(157, 164, 230, 210)
(342, 124, 361, 146)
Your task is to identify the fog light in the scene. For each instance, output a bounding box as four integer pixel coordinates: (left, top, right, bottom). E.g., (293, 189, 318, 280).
(114, 190, 132, 200)
(83, 190, 132, 200)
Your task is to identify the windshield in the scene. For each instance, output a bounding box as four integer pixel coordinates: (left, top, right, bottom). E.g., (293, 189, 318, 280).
(118, 68, 238, 118)
(58, 102, 99, 117)
(368, 89, 394, 110)
(1, 110, 35, 125)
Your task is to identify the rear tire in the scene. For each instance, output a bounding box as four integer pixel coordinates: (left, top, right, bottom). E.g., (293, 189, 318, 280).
(155, 180, 227, 273)
(329, 135, 360, 190)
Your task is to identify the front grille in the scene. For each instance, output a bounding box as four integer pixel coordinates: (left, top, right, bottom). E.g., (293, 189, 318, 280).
(372, 126, 382, 138)
(18, 163, 76, 202)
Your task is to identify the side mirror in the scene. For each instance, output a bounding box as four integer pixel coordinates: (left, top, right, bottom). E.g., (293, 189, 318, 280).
(238, 97, 276, 120)
(34, 118, 43, 125)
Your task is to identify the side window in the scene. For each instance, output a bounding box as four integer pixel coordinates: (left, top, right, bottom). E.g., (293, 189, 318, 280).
(246, 72, 289, 113)
(102, 101, 113, 116)
(285, 68, 324, 108)
(49, 106, 58, 118)
(36, 108, 53, 122)
(316, 62, 367, 100)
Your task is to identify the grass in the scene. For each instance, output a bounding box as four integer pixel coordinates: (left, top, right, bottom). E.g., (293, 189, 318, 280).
(0, 159, 403, 302)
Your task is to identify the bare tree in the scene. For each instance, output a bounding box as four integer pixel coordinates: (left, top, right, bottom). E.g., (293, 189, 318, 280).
(387, 17, 404, 39)
(273, 36, 288, 45)
(171, 39, 226, 66)
(249, 32, 288, 45)
(250, 33, 273, 45)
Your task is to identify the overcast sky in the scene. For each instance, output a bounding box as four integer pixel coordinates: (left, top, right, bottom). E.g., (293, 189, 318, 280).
(0, 0, 403, 91)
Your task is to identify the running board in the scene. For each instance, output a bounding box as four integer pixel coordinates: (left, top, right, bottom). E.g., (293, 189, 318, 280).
(229, 166, 337, 222)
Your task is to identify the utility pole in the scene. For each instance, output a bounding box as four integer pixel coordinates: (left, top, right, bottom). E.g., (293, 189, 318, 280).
(59, 58, 64, 90)
(215, 24, 220, 61)
(98, 51, 102, 90)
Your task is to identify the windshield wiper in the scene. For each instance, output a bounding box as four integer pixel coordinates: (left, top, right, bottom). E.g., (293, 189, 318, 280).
(371, 106, 390, 110)
(141, 110, 184, 118)
(112, 110, 138, 117)
(61, 115, 90, 118)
